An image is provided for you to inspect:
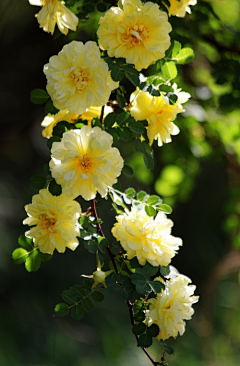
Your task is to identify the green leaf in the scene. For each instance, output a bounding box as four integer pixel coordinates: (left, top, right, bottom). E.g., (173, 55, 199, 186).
(52, 124, 67, 137)
(82, 279, 94, 291)
(165, 346, 174, 355)
(71, 304, 84, 320)
(47, 136, 61, 149)
(156, 203, 172, 214)
(45, 99, 59, 114)
(137, 191, 147, 202)
(143, 152, 154, 170)
(149, 280, 164, 293)
(92, 117, 102, 129)
(48, 179, 62, 196)
(175, 48, 194, 64)
(61, 290, 77, 305)
(12, 248, 29, 264)
(116, 93, 126, 109)
(125, 187, 136, 198)
(147, 324, 159, 337)
(54, 303, 69, 317)
(104, 112, 117, 129)
(43, 163, 51, 176)
(81, 297, 95, 312)
(132, 323, 146, 336)
(128, 121, 145, 134)
(91, 291, 104, 302)
(97, 2, 107, 12)
(116, 112, 130, 126)
(168, 93, 178, 105)
(25, 250, 41, 272)
(39, 252, 52, 262)
(165, 40, 182, 59)
(71, 284, 86, 298)
(122, 164, 133, 177)
(30, 89, 49, 104)
(134, 311, 146, 322)
(111, 66, 125, 82)
(84, 239, 98, 253)
(125, 73, 140, 86)
(146, 195, 161, 205)
(105, 276, 123, 294)
(145, 205, 156, 217)
(122, 64, 139, 76)
(18, 234, 34, 251)
(160, 266, 170, 277)
(143, 262, 159, 277)
(30, 175, 47, 190)
(138, 334, 153, 348)
(161, 61, 178, 80)
(134, 300, 143, 310)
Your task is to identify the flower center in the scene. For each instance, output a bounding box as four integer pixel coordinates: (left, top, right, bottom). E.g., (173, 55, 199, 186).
(79, 154, 92, 173)
(70, 68, 90, 93)
(122, 23, 149, 49)
(39, 213, 57, 231)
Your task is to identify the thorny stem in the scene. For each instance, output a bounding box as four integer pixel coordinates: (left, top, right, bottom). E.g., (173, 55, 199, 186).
(90, 198, 161, 366)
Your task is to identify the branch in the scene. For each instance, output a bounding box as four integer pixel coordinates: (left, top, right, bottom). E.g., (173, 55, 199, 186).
(90, 198, 161, 366)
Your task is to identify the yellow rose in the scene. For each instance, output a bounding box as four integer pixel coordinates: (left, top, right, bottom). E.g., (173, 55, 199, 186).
(29, 0, 79, 35)
(148, 275, 199, 340)
(23, 189, 81, 254)
(97, 0, 172, 71)
(129, 88, 187, 146)
(50, 126, 124, 200)
(111, 207, 182, 267)
(165, 0, 197, 18)
(44, 41, 118, 115)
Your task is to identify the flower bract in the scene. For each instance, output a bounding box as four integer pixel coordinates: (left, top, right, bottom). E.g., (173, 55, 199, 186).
(44, 41, 118, 114)
(29, 0, 79, 35)
(165, 0, 197, 18)
(97, 0, 172, 71)
(111, 207, 182, 266)
(23, 189, 81, 254)
(147, 275, 199, 340)
(49, 126, 124, 200)
(129, 88, 189, 146)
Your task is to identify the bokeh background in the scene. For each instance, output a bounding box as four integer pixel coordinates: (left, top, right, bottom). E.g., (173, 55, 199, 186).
(1, 0, 240, 365)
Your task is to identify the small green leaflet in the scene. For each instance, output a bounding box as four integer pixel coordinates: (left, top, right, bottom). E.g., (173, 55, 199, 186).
(175, 48, 194, 64)
(161, 61, 178, 80)
(30, 89, 49, 104)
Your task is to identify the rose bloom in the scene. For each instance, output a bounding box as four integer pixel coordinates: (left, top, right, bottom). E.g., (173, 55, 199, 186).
(111, 207, 182, 267)
(44, 41, 118, 115)
(147, 275, 199, 340)
(129, 88, 189, 146)
(23, 189, 81, 254)
(29, 0, 79, 35)
(165, 0, 197, 17)
(41, 106, 113, 138)
(49, 126, 124, 200)
(97, 0, 172, 71)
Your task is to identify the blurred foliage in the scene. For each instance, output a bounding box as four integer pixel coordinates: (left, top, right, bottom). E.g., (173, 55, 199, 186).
(1, 0, 240, 365)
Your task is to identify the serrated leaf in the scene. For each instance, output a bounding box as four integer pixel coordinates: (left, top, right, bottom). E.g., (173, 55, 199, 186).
(91, 291, 104, 302)
(122, 64, 139, 76)
(18, 234, 34, 251)
(81, 297, 95, 312)
(137, 191, 147, 201)
(142, 262, 159, 277)
(128, 121, 145, 134)
(165, 40, 182, 59)
(84, 239, 98, 253)
(162, 61, 178, 80)
(143, 152, 154, 170)
(104, 112, 117, 129)
(175, 48, 194, 64)
(54, 303, 69, 317)
(61, 290, 77, 305)
(125, 73, 140, 86)
(160, 266, 170, 277)
(105, 276, 123, 294)
(92, 117, 102, 129)
(134, 300, 143, 310)
(122, 164, 133, 177)
(71, 284, 85, 297)
(30, 89, 49, 104)
(30, 175, 47, 190)
(145, 205, 156, 217)
(48, 179, 62, 196)
(45, 99, 59, 114)
(116, 93, 126, 109)
(125, 187, 136, 198)
(116, 112, 130, 126)
(39, 252, 52, 262)
(146, 195, 161, 205)
(149, 280, 164, 293)
(12, 248, 29, 264)
(71, 304, 84, 320)
(156, 203, 172, 214)
(97, 237, 109, 247)
(138, 334, 153, 348)
(147, 324, 159, 337)
(111, 66, 125, 82)
(116, 127, 132, 141)
(52, 124, 67, 137)
(132, 323, 146, 336)
(25, 250, 41, 272)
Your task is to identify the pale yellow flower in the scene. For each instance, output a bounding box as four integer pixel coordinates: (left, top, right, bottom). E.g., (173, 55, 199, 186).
(97, 0, 172, 71)
(23, 189, 81, 255)
(148, 275, 199, 340)
(111, 207, 182, 267)
(41, 106, 113, 138)
(49, 126, 124, 200)
(29, 0, 79, 35)
(129, 88, 187, 146)
(165, 0, 197, 18)
(44, 41, 118, 115)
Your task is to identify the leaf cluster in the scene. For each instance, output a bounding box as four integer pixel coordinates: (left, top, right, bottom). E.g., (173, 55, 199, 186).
(79, 215, 109, 255)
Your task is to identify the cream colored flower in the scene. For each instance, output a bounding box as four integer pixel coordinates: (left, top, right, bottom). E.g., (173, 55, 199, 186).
(165, 0, 197, 18)
(44, 41, 118, 115)
(41, 106, 113, 138)
(29, 0, 79, 35)
(97, 0, 172, 71)
(111, 207, 182, 267)
(49, 126, 124, 200)
(148, 275, 199, 340)
(129, 88, 188, 146)
(23, 189, 81, 254)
